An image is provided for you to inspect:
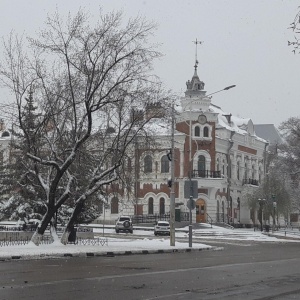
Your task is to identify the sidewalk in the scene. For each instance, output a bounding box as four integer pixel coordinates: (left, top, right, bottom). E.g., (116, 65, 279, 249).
(1, 222, 299, 262)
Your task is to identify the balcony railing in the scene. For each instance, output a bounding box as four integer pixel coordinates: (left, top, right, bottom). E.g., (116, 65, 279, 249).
(191, 170, 221, 179)
(242, 178, 259, 186)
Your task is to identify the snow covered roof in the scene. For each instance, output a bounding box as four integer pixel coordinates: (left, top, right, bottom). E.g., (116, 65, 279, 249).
(209, 104, 266, 142)
(143, 117, 171, 136)
(254, 124, 283, 145)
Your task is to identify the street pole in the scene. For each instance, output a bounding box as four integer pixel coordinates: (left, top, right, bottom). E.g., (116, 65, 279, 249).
(258, 198, 265, 232)
(170, 101, 176, 246)
(272, 194, 276, 232)
(189, 102, 193, 248)
(260, 202, 263, 232)
(103, 201, 105, 237)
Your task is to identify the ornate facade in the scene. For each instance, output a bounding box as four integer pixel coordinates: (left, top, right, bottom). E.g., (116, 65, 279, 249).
(102, 63, 269, 226)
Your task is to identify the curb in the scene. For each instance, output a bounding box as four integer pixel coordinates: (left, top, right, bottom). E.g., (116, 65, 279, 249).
(263, 232, 300, 240)
(1, 246, 222, 262)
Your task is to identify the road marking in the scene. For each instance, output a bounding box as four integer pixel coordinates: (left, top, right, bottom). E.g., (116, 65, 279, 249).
(3, 257, 300, 290)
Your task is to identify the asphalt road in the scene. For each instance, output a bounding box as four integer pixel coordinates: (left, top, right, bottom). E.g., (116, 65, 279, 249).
(1, 239, 300, 300)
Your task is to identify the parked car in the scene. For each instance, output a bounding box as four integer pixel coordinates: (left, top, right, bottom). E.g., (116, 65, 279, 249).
(154, 221, 170, 236)
(18, 219, 40, 231)
(115, 216, 133, 233)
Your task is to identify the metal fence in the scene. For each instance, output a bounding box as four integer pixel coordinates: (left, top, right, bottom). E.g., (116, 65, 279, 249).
(0, 236, 54, 247)
(131, 212, 190, 224)
(0, 225, 40, 232)
(131, 214, 170, 224)
(74, 237, 108, 246)
(0, 236, 108, 247)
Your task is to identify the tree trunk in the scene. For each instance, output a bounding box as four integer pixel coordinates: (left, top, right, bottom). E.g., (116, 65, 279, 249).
(31, 207, 56, 246)
(31, 231, 43, 246)
(61, 199, 85, 245)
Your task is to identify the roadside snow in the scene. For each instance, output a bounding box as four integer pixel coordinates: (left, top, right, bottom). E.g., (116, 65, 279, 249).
(0, 223, 299, 260)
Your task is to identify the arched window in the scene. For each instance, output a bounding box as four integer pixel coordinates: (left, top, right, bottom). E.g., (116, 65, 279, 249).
(203, 126, 209, 137)
(237, 161, 240, 180)
(195, 126, 200, 137)
(144, 155, 152, 173)
(159, 198, 165, 215)
(198, 155, 206, 177)
(111, 197, 118, 214)
(222, 160, 225, 175)
(252, 164, 255, 179)
(1, 131, 9, 137)
(161, 155, 169, 173)
(148, 197, 154, 215)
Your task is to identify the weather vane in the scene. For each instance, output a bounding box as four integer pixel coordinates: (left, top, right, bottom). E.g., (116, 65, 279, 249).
(192, 38, 203, 70)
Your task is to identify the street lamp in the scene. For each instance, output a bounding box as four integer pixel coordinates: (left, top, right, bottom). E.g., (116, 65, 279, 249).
(272, 194, 276, 232)
(258, 198, 266, 231)
(169, 101, 176, 246)
(206, 85, 236, 97)
(237, 198, 241, 225)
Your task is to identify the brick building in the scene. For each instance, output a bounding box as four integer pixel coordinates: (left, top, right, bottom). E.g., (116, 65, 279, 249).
(102, 63, 269, 226)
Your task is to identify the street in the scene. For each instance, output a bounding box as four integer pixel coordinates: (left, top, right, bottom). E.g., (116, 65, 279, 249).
(1, 239, 300, 300)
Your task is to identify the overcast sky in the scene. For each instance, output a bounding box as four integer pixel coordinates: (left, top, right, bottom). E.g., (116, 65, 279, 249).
(0, 0, 299, 127)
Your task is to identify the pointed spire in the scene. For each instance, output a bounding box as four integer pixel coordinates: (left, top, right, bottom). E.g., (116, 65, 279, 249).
(194, 60, 199, 76)
(192, 39, 203, 75)
(186, 39, 205, 94)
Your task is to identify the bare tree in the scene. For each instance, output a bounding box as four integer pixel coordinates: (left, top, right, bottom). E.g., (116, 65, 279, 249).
(288, 7, 300, 54)
(0, 9, 170, 245)
(276, 117, 300, 218)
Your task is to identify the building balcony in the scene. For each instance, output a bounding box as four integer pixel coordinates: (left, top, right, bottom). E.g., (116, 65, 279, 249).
(191, 170, 222, 179)
(242, 178, 259, 186)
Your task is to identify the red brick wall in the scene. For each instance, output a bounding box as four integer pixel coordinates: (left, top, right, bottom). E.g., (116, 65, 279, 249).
(176, 120, 217, 176)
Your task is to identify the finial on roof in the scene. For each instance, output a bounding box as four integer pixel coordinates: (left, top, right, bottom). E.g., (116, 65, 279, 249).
(185, 39, 205, 93)
(192, 38, 203, 75)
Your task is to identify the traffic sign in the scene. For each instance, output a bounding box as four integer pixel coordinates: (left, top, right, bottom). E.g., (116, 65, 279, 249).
(187, 199, 196, 210)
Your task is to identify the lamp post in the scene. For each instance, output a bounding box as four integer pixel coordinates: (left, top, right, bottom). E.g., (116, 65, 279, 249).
(102, 200, 105, 237)
(272, 194, 276, 232)
(169, 101, 176, 246)
(237, 198, 241, 224)
(258, 198, 265, 231)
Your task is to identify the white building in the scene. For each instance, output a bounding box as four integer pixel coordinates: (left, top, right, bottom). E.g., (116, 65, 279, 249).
(102, 62, 269, 227)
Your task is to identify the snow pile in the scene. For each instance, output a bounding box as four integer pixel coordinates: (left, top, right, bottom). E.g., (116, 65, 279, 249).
(0, 237, 211, 260)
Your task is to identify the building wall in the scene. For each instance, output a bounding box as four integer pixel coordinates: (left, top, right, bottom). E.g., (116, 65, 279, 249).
(99, 67, 268, 226)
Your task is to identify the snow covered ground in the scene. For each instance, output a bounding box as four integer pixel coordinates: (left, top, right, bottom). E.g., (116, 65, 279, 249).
(0, 223, 299, 261)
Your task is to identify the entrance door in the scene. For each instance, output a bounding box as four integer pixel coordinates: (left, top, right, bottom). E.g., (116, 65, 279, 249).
(196, 199, 206, 223)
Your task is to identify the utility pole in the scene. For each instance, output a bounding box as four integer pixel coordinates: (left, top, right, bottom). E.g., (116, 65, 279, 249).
(188, 107, 193, 248)
(170, 101, 176, 246)
(272, 194, 276, 232)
